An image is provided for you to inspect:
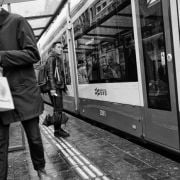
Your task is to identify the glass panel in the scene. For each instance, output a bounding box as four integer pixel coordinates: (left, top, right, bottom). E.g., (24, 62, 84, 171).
(61, 32, 71, 85)
(178, 0, 180, 32)
(138, 0, 171, 110)
(10, 0, 60, 17)
(74, 0, 138, 84)
(28, 18, 51, 29)
(38, 3, 67, 52)
(34, 29, 43, 36)
(70, 0, 82, 11)
(3, 0, 63, 41)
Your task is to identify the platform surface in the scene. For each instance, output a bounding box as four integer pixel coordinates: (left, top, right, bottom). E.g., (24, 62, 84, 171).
(7, 105, 180, 180)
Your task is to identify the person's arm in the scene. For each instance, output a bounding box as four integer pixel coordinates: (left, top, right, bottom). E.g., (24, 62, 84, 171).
(0, 16, 40, 67)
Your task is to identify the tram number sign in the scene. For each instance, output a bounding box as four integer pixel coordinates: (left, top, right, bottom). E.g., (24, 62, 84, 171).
(99, 109, 106, 117)
(147, 0, 160, 8)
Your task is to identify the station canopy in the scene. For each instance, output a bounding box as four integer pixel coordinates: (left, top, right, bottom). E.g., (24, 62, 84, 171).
(2, 0, 67, 41)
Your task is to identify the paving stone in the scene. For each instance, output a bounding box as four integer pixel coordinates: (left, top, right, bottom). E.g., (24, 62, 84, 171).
(50, 169, 82, 180)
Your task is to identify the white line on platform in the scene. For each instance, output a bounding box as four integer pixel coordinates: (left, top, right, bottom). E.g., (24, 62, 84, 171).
(41, 126, 90, 178)
(40, 119, 110, 180)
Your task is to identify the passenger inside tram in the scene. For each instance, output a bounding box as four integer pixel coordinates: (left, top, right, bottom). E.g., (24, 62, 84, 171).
(77, 59, 88, 84)
(100, 55, 119, 81)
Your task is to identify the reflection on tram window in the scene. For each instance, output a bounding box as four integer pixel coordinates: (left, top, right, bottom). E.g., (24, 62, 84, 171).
(61, 33, 71, 85)
(63, 51, 71, 85)
(138, 0, 171, 110)
(77, 55, 89, 84)
(73, 0, 138, 84)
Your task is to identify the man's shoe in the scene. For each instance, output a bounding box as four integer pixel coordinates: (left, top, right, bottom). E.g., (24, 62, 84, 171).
(37, 168, 53, 180)
(54, 129, 70, 138)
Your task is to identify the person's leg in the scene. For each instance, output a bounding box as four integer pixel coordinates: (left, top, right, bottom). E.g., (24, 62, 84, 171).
(21, 117, 45, 170)
(53, 90, 69, 138)
(0, 121, 10, 180)
(53, 89, 62, 132)
(22, 117, 53, 179)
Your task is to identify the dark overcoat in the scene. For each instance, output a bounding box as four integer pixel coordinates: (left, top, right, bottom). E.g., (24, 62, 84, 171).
(0, 9, 44, 124)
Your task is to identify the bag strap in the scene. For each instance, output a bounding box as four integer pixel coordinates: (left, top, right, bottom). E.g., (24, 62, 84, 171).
(54, 59, 61, 82)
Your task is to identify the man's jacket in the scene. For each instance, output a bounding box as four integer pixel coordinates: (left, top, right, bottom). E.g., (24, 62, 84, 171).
(0, 9, 43, 124)
(46, 52, 67, 92)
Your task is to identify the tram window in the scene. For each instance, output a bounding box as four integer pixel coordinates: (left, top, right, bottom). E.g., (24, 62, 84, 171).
(61, 32, 71, 85)
(63, 51, 71, 85)
(178, 0, 180, 36)
(97, 6, 101, 13)
(138, 0, 171, 110)
(74, 0, 138, 84)
(102, 2, 107, 8)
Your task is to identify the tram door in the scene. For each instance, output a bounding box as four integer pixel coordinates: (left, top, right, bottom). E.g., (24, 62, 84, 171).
(138, 0, 180, 149)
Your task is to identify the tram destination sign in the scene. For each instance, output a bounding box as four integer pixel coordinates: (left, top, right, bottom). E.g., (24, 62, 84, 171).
(2, 0, 36, 4)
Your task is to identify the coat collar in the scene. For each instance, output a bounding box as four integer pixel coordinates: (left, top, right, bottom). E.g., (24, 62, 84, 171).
(49, 52, 61, 59)
(0, 8, 10, 26)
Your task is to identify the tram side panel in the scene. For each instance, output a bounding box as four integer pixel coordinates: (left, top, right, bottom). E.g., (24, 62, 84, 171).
(68, 0, 144, 137)
(77, 83, 143, 137)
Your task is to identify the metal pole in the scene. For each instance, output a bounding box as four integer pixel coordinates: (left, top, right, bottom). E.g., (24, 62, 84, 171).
(66, 0, 79, 112)
(7, 3, 11, 12)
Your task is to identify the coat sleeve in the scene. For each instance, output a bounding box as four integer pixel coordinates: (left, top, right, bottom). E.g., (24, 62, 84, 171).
(0, 16, 40, 67)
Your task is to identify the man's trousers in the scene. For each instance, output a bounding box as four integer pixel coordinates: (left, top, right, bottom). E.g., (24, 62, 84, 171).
(0, 117, 45, 180)
(48, 89, 63, 131)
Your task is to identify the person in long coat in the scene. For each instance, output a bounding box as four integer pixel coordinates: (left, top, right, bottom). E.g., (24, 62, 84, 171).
(0, 7, 51, 180)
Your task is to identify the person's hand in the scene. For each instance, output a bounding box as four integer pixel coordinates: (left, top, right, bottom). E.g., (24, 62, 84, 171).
(50, 90, 57, 96)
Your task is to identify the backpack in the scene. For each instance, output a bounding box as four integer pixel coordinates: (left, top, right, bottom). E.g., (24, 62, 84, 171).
(37, 62, 50, 93)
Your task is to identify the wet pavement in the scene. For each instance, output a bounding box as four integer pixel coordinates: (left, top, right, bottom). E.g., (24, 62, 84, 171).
(7, 104, 180, 180)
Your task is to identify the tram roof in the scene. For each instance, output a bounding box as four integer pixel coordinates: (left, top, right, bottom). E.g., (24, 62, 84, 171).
(2, 0, 67, 42)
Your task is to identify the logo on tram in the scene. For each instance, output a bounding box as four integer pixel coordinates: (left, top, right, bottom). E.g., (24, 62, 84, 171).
(94, 88, 107, 96)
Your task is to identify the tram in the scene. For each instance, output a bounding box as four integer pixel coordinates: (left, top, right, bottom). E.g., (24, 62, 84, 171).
(38, 0, 180, 152)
